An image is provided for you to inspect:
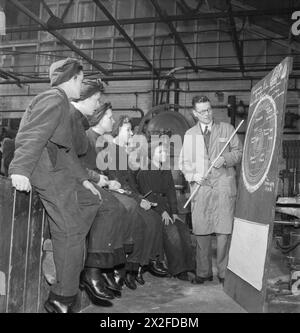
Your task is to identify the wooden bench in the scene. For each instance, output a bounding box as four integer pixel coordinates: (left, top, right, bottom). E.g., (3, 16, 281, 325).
(0, 176, 90, 313)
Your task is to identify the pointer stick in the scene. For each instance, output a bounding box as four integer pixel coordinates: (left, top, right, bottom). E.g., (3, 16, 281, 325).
(183, 120, 244, 209)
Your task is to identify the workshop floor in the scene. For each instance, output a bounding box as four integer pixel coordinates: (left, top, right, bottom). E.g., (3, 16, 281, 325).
(82, 235, 245, 314)
(82, 271, 246, 314)
(82, 238, 300, 313)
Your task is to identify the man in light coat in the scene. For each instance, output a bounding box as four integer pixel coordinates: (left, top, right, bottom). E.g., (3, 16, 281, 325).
(179, 95, 242, 284)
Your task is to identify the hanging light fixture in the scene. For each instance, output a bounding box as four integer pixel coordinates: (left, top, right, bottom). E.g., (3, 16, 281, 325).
(0, 2, 6, 36)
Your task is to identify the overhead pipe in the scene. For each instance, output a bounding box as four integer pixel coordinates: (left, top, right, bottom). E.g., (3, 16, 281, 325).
(5, 7, 299, 33)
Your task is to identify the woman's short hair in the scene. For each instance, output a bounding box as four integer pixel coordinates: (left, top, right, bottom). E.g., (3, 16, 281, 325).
(87, 101, 112, 127)
(80, 79, 105, 101)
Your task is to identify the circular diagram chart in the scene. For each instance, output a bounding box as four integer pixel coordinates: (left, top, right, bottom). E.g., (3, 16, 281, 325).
(242, 95, 277, 193)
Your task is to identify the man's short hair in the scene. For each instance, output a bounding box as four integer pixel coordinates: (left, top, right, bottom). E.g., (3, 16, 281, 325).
(192, 95, 211, 108)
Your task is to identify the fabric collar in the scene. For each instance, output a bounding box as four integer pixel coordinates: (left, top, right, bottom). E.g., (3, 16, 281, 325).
(199, 121, 213, 133)
(71, 103, 90, 130)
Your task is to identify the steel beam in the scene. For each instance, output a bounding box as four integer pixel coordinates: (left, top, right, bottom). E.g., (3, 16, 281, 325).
(2, 67, 300, 84)
(39, 0, 55, 18)
(61, 0, 74, 21)
(0, 69, 22, 87)
(5, 7, 298, 34)
(150, 0, 198, 73)
(9, 0, 109, 75)
(93, 0, 159, 76)
(226, 0, 245, 74)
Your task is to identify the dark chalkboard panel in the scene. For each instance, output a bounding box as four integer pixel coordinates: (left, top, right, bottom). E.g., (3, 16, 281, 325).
(224, 57, 293, 313)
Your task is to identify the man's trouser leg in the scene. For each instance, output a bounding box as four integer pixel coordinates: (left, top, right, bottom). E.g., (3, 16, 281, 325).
(195, 234, 213, 278)
(216, 233, 231, 279)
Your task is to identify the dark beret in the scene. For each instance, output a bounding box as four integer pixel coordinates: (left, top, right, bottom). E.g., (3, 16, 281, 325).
(49, 58, 83, 87)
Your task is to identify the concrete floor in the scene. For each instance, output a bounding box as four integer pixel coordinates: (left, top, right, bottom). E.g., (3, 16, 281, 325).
(81, 238, 300, 313)
(83, 235, 246, 313)
(82, 271, 246, 313)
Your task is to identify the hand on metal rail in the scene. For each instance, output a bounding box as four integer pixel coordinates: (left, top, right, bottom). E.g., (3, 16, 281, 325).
(11, 174, 32, 192)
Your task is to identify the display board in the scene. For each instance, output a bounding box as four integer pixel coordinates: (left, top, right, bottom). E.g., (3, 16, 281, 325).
(224, 57, 293, 313)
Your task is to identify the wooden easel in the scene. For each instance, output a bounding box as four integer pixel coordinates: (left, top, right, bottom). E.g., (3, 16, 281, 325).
(224, 57, 293, 313)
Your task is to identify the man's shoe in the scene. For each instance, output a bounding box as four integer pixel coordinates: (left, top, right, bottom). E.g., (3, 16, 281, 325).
(124, 272, 137, 290)
(44, 297, 76, 313)
(218, 276, 225, 285)
(191, 275, 213, 284)
(79, 269, 114, 307)
(102, 272, 122, 298)
(135, 267, 145, 285)
(148, 260, 169, 277)
(175, 272, 189, 281)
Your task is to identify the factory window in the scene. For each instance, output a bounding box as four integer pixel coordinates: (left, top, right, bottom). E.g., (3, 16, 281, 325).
(4, 0, 40, 41)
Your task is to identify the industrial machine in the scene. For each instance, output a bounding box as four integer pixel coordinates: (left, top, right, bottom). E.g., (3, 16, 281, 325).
(267, 197, 300, 309)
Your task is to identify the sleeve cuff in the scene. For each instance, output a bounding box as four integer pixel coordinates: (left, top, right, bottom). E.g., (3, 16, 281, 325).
(222, 153, 233, 168)
(8, 168, 31, 180)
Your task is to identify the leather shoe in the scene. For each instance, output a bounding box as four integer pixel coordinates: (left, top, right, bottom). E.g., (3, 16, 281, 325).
(124, 272, 137, 290)
(102, 272, 122, 298)
(175, 272, 189, 281)
(148, 260, 169, 277)
(44, 298, 75, 313)
(114, 269, 125, 289)
(135, 267, 145, 285)
(191, 275, 213, 284)
(80, 269, 114, 307)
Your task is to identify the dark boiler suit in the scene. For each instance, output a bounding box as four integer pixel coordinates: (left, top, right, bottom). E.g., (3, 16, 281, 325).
(9, 87, 100, 297)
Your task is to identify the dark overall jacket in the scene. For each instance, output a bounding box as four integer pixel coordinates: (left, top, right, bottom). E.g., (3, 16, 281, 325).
(9, 88, 99, 297)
